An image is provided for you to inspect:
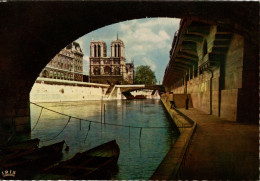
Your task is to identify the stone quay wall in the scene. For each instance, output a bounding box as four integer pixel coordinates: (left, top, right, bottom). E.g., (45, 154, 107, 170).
(30, 78, 109, 103)
(167, 32, 258, 123)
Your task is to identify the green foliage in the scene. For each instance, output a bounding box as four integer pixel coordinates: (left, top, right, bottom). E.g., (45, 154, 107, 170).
(134, 65, 157, 85)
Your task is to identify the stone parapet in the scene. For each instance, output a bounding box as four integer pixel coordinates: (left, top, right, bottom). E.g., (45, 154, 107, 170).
(151, 95, 196, 179)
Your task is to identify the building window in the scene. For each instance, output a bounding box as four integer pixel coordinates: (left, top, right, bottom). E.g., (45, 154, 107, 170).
(114, 67, 120, 75)
(114, 44, 117, 57)
(42, 70, 49, 78)
(104, 66, 111, 75)
(50, 71, 53, 78)
(118, 44, 121, 57)
(54, 71, 57, 79)
(57, 72, 60, 79)
(94, 67, 100, 75)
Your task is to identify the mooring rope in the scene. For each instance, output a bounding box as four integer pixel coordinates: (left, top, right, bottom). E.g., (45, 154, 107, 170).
(30, 101, 192, 142)
(30, 102, 175, 129)
(84, 122, 91, 143)
(31, 107, 43, 132)
(41, 116, 71, 142)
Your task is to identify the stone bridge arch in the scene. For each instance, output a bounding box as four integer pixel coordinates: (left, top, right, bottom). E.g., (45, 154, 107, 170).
(0, 1, 258, 134)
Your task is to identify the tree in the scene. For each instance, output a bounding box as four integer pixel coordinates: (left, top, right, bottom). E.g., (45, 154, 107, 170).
(134, 65, 157, 85)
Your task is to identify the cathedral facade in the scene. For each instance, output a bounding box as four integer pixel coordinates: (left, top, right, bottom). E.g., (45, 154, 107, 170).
(89, 38, 134, 85)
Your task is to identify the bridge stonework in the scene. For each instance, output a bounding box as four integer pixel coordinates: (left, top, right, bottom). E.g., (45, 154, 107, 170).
(163, 19, 258, 123)
(0, 1, 258, 134)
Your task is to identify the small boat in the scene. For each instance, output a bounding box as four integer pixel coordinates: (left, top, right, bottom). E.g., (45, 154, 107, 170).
(37, 140, 120, 180)
(135, 95, 146, 99)
(4, 138, 40, 151)
(1, 140, 65, 176)
(0, 138, 40, 162)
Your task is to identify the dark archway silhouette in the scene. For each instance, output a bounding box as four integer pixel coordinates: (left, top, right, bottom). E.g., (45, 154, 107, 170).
(0, 1, 258, 134)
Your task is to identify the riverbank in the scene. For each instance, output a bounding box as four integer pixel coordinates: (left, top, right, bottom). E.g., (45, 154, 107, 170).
(30, 78, 109, 102)
(30, 78, 160, 102)
(150, 95, 196, 179)
(151, 95, 258, 179)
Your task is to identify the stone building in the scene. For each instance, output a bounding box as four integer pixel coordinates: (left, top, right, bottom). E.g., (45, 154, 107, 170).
(39, 42, 84, 81)
(163, 18, 258, 123)
(89, 38, 134, 84)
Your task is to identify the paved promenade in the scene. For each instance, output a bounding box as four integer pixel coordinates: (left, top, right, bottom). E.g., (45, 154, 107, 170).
(178, 108, 259, 180)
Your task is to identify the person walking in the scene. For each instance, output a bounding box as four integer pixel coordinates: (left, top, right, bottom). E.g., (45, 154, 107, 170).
(169, 92, 176, 109)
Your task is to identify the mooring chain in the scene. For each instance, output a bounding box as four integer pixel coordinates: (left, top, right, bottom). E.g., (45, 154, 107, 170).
(41, 116, 71, 142)
(31, 107, 43, 132)
(84, 122, 92, 143)
(30, 102, 171, 129)
(30, 102, 181, 143)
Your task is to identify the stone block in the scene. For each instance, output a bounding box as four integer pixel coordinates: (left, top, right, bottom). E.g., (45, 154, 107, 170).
(15, 124, 31, 133)
(1, 117, 14, 127)
(15, 116, 30, 126)
(220, 89, 238, 121)
(16, 108, 30, 117)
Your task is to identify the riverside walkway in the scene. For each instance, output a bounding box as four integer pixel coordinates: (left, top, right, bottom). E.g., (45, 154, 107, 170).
(151, 96, 258, 180)
(177, 108, 259, 180)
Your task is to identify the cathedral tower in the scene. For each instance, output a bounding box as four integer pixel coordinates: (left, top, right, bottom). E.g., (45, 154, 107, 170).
(90, 40, 107, 57)
(111, 37, 125, 58)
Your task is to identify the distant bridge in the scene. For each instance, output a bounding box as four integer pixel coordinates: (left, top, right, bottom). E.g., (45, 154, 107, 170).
(106, 84, 165, 99)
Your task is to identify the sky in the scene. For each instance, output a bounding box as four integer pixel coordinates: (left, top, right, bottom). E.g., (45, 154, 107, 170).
(76, 18, 180, 83)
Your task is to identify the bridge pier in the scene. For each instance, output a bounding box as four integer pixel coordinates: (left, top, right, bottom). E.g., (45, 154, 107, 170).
(117, 87, 122, 99)
(0, 81, 32, 137)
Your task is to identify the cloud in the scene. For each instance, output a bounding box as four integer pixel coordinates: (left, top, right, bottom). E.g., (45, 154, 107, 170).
(143, 57, 156, 71)
(118, 18, 177, 61)
(140, 18, 180, 28)
(83, 55, 89, 63)
(76, 17, 180, 81)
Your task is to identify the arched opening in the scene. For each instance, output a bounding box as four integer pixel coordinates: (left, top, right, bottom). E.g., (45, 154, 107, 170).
(94, 66, 100, 75)
(114, 44, 117, 57)
(118, 44, 121, 57)
(98, 45, 101, 57)
(42, 70, 49, 78)
(0, 2, 258, 180)
(114, 66, 120, 75)
(104, 66, 111, 75)
(94, 44, 97, 57)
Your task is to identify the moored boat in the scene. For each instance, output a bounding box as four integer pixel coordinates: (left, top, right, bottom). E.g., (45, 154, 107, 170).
(37, 140, 120, 180)
(4, 138, 40, 151)
(1, 138, 40, 161)
(135, 95, 146, 99)
(1, 140, 65, 179)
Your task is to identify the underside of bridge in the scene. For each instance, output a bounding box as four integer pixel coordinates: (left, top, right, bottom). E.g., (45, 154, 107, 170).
(0, 1, 258, 136)
(163, 17, 258, 123)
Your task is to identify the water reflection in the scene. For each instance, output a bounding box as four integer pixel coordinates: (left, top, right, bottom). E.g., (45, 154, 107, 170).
(30, 99, 179, 179)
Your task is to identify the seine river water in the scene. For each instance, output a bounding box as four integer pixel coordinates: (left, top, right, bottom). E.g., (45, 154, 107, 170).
(30, 99, 179, 179)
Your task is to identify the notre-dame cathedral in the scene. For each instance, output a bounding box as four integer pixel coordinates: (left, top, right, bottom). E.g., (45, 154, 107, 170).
(89, 38, 134, 85)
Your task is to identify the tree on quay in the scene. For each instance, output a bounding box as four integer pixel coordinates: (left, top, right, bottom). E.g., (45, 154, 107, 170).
(134, 65, 157, 85)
